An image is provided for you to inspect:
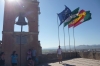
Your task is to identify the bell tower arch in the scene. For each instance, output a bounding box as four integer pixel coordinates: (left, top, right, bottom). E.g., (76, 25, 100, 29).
(2, 0, 41, 66)
(15, 17, 29, 32)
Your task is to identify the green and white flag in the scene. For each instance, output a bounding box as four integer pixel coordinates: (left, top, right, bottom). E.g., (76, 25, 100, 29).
(64, 7, 79, 27)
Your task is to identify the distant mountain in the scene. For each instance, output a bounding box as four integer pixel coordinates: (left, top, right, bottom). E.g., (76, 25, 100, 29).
(43, 45, 73, 50)
(76, 45, 100, 49)
(42, 45, 100, 54)
(43, 45, 100, 50)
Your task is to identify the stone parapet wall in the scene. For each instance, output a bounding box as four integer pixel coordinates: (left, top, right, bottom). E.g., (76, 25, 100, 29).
(38, 52, 78, 63)
(78, 52, 100, 60)
(38, 52, 100, 64)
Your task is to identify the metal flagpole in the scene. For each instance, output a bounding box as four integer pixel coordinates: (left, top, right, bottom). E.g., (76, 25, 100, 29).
(63, 25, 66, 52)
(57, 14, 60, 46)
(73, 27, 77, 57)
(68, 27, 71, 57)
(63, 25, 67, 58)
(73, 27, 76, 52)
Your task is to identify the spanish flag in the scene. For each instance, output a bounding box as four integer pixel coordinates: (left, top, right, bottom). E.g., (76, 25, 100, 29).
(68, 10, 86, 28)
(74, 11, 92, 27)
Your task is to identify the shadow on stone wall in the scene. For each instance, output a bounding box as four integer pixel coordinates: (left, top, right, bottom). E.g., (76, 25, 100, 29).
(38, 63, 76, 66)
(62, 63, 76, 66)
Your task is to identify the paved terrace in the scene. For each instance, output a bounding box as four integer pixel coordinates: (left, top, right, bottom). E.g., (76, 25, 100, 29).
(39, 58, 100, 66)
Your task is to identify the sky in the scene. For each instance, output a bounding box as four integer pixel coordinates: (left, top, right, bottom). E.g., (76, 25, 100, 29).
(0, 0, 100, 49)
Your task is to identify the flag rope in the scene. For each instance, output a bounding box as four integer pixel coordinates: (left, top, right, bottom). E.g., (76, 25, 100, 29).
(57, 14, 60, 46)
(68, 28, 71, 57)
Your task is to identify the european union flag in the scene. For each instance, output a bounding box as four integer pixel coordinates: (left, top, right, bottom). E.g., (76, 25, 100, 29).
(58, 5, 71, 26)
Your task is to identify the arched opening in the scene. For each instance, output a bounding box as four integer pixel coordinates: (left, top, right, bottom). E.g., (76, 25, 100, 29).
(14, 17, 28, 32)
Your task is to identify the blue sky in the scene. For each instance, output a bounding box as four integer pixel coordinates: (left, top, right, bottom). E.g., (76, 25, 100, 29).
(0, 0, 100, 49)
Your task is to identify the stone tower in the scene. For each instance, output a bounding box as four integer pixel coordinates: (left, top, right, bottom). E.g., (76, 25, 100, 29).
(2, 0, 41, 66)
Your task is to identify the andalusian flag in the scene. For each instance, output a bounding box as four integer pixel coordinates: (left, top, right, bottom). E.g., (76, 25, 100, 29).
(68, 10, 86, 28)
(74, 11, 92, 27)
(64, 7, 79, 27)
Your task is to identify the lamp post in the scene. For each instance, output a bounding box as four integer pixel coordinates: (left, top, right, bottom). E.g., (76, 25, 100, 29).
(16, 12, 27, 66)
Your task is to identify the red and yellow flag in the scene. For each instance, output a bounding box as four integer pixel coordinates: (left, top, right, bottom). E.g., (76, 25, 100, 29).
(68, 10, 86, 28)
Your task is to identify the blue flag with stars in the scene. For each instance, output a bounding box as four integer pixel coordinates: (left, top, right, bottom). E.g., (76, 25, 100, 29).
(58, 5, 71, 26)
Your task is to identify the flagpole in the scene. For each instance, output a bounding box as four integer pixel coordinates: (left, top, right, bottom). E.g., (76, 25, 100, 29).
(73, 27, 76, 52)
(68, 27, 71, 57)
(57, 14, 60, 46)
(63, 25, 67, 53)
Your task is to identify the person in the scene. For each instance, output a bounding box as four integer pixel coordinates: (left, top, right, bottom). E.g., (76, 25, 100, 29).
(11, 51, 18, 66)
(35, 56, 39, 65)
(27, 49, 32, 60)
(57, 46, 62, 64)
(32, 48, 37, 65)
(27, 58, 34, 66)
(0, 52, 5, 66)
